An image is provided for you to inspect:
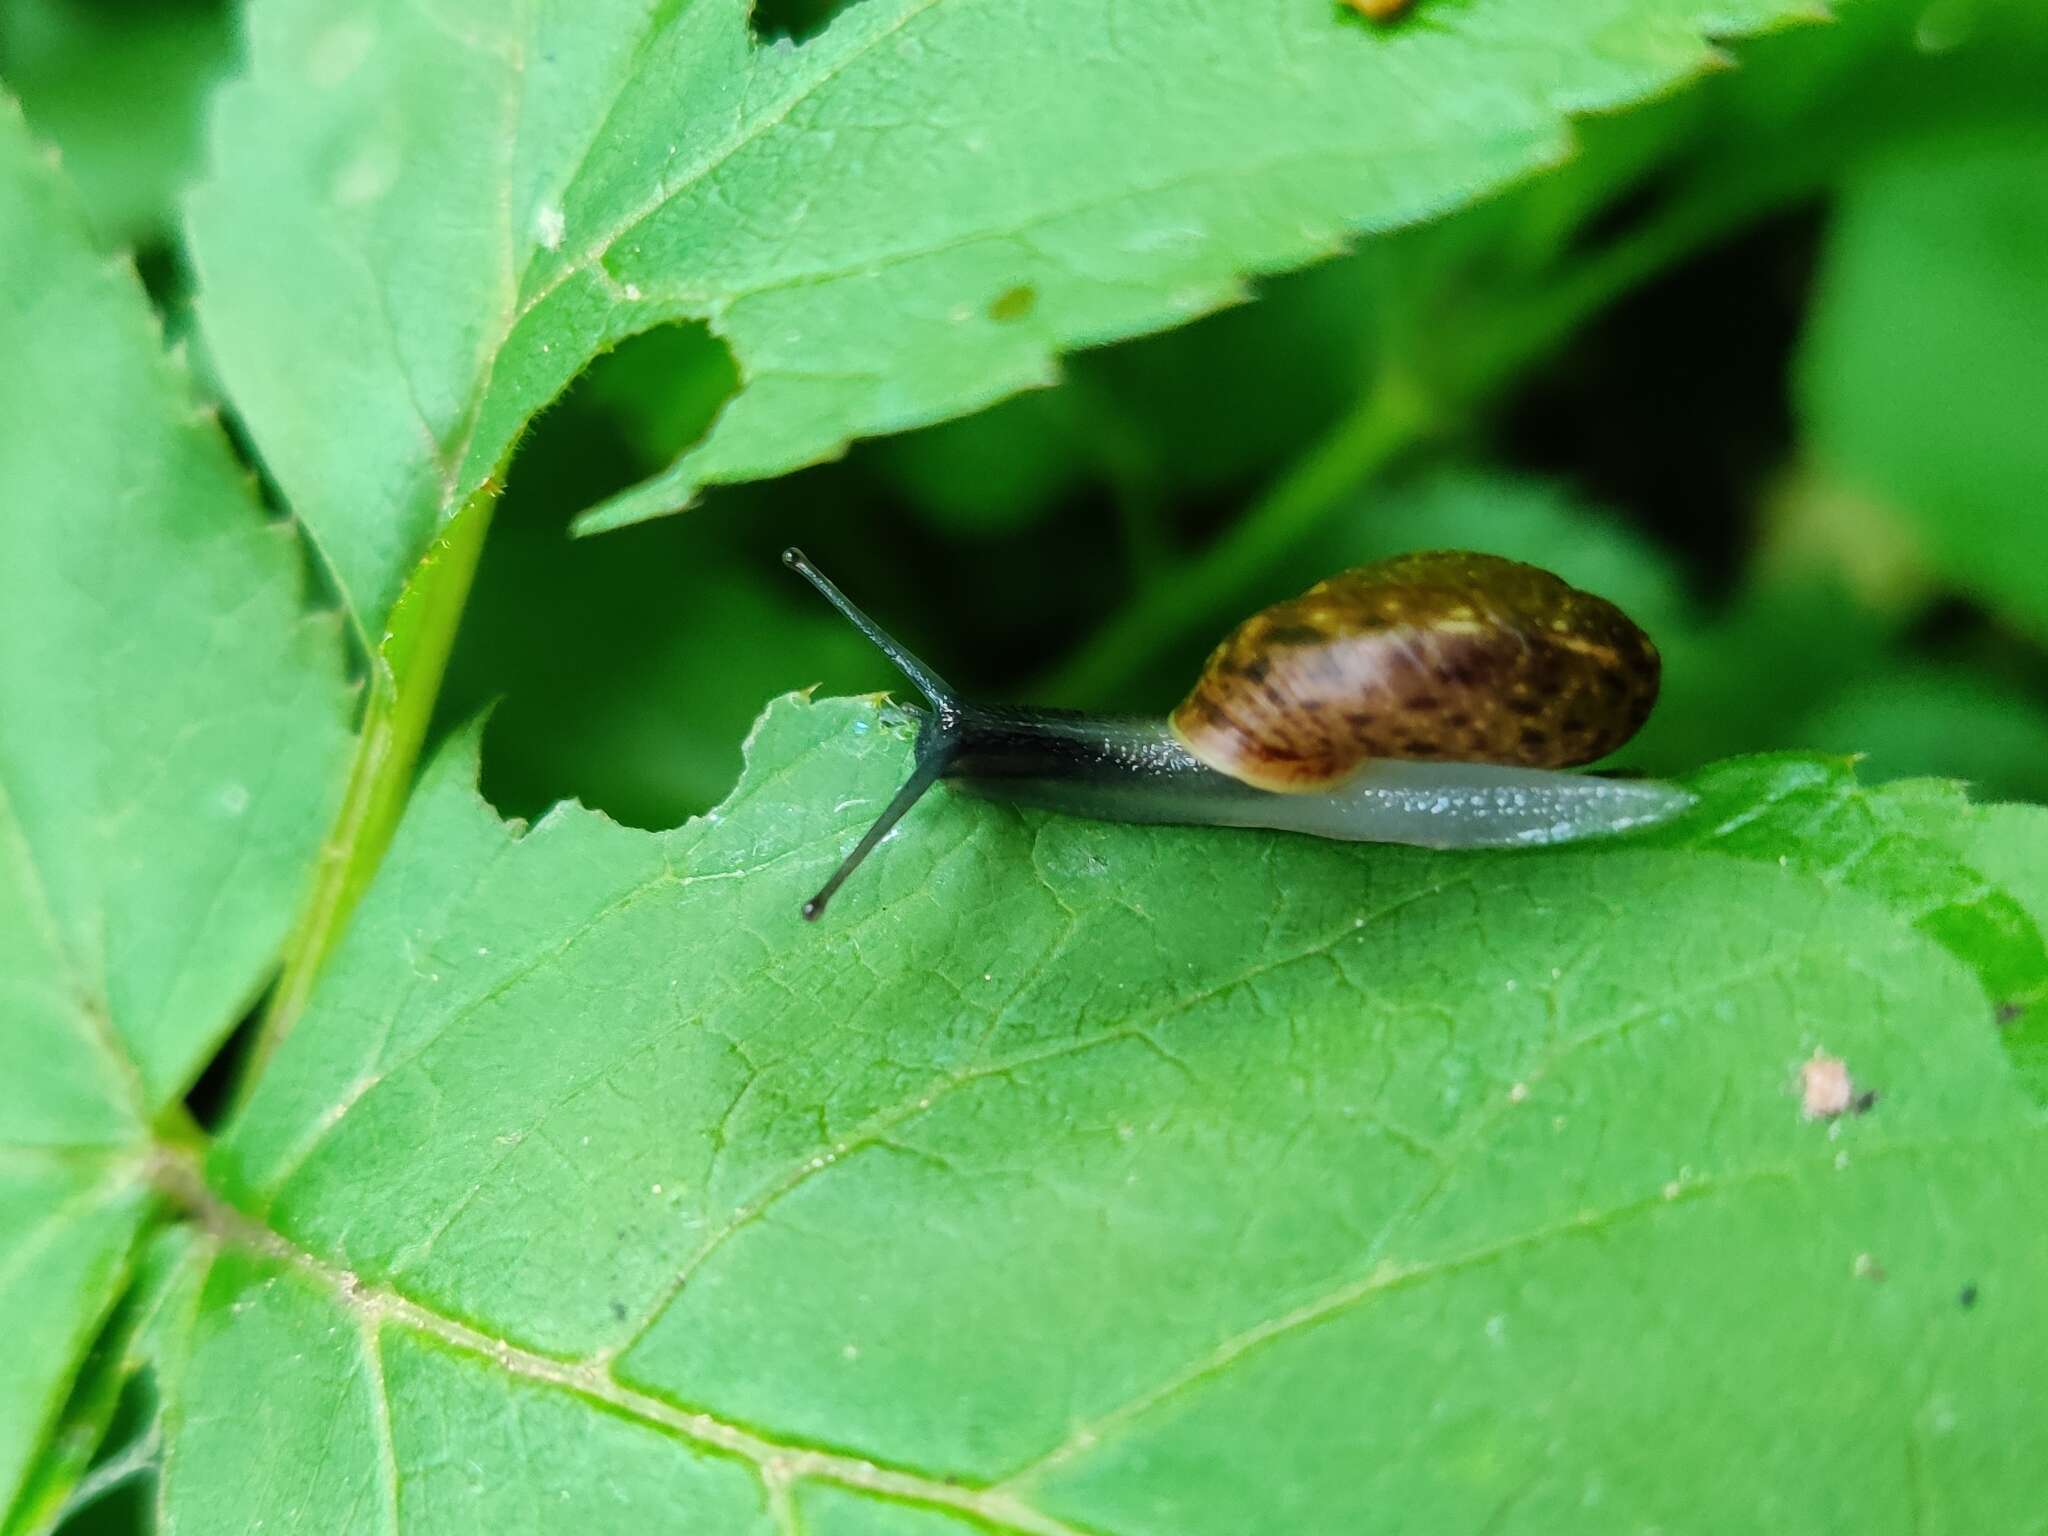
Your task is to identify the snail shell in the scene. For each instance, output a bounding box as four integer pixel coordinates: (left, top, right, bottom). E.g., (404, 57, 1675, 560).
(1170, 551, 1661, 792)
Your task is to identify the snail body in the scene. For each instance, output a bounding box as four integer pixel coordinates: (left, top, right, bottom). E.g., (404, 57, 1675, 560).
(783, 548, 1691, 920)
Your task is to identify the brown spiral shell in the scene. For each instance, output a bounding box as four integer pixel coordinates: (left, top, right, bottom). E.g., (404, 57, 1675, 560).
(1170, 551, 1662, 792)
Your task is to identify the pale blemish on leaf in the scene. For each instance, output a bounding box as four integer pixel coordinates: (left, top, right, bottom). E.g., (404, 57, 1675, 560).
(535, 202, 566, 253)
(1800, 1052, 1854, 1119)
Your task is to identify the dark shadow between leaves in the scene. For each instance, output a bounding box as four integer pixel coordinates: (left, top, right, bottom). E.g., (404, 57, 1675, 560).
(748, 0, 865, 45)
(428, 320, 765, 831)
(1500, 204, 1826, 596)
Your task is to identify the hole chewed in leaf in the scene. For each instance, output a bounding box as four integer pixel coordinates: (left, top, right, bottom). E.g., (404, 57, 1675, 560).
(432, 317, 870, 834)
(572, 319, 742, 499)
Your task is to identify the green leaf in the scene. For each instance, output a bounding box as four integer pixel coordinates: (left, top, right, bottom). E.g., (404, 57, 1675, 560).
(1796, 671, 2048, 804)
(4, 1226, 196, 1536)
(190, 0, 1815, 637)
(0, 96, 348, 1521)
(1651, 0, 2048, 211)
(1799, 128, 2048, 640)
(160, 695, 2048, 1532)
(877, 0, 2048, 562)
(1647, 759, 2048, 1092)
(0, 1166, 149, 1530)
(0, 0, 235, 247)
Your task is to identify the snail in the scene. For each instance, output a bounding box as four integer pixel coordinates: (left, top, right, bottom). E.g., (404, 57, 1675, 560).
(783, 547, 1692, 920)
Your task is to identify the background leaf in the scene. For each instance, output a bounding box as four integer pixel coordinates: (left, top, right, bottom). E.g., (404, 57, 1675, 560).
(158, 698, 2048, 1533)
(0, 95, 348, 1524)
(427, 0, 2048, 843)
(190, 0, 1815, 636)
(1799, 128, 2048, 642)
(0, 0, 233, 248)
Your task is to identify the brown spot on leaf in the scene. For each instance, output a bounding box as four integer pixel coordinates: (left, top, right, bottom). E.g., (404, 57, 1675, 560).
(988, 284, 1037, 322)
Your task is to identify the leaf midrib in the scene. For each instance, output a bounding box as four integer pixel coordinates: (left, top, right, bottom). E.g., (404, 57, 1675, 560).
(160, 1148, 1090, 1536)
(207, 907, 1973, 1504)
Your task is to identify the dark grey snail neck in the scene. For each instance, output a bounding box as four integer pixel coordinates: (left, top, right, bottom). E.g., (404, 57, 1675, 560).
(926, 704, 1276, 827)
(935, 705, 1210, 786)
(781, 545, 1266, 918)
(797, 703, 1170, 921)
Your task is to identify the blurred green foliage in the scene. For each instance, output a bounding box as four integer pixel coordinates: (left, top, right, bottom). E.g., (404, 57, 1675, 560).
(0, 0, 231, 248)
(413, 0, 2048, 826)
(1800, 128, 2048, 644)
(11, 0, 2046, 828)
